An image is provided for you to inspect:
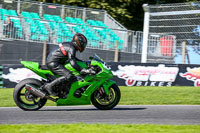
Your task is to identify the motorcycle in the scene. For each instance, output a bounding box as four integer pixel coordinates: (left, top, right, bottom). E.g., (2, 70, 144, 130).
(13, 54, 121, 111)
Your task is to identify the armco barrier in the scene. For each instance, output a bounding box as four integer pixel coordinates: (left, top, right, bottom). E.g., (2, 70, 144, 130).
(0, 65, 3, 88)
(2, 63, 200, 88)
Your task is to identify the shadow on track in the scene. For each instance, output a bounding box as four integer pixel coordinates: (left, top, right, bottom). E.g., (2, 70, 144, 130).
(114, 108, 146, 110)
(39, 107, 147, 112)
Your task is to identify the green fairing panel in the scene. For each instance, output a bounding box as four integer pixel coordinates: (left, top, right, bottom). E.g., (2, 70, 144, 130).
(91, 61, 113, 78)
(21, 61, 52, 79)
(56, 80, 116, 106)
(64, 61, 88, 75)
(56, 80, 92, 106)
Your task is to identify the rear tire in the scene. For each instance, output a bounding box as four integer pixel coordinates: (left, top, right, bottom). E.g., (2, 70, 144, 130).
(91, 84, 121, 110)
(13, 78, 47, 111)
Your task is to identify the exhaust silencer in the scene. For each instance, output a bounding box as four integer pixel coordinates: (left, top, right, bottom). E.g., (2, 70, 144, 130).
(25, 84, 46, 99)
(25, 84, 57, 102)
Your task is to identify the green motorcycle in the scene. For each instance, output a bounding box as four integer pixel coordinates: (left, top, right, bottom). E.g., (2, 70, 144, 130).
(13, 54, 121, 111)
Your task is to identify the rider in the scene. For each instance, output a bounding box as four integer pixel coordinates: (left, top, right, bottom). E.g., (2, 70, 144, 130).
(43, 33, 92, 96)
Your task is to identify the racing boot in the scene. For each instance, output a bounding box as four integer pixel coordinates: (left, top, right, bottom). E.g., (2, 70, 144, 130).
(43, 76, 67, 97)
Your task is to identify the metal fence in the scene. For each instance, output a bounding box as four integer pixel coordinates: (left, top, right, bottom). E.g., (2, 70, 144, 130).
(0, 0, 121, 28)
(1, 0, 190, 64)
(143, 1, 200, 64)
(0, 14, 144, 53)
(0, 14, 168, 57)
(0, 0, 135, 53)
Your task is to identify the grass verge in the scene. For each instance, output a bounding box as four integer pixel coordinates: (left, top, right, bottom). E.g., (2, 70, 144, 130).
(119, 86, 200, 105)
(1, 87, 200, 133)
(0, 86, 200, 107)
(0, 124, 200, 133)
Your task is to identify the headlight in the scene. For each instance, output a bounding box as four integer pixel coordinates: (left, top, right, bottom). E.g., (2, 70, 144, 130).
(103, 62, 111, 70)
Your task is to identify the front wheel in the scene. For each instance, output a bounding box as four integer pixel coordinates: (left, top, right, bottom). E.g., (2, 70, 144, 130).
(13, 78, 47, 111)
(91, 84, 121, 110)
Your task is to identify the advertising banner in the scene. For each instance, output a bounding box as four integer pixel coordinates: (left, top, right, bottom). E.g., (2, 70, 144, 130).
(109, 62, 200, 87)
(2, 63, 200, 88)
(2, 64, 42, 88)
(110, 63, 179, 87)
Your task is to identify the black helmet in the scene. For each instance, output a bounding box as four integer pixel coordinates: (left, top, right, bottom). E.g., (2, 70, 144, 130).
(72, 33, 87, 52)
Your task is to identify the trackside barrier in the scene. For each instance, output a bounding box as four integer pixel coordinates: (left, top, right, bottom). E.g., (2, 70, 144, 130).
(2, 63, 200, 88)
(0, 66, 3, 88)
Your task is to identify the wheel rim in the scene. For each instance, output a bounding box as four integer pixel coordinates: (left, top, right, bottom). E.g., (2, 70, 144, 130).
(17, 85, 43, 109)
(95, 87, 116, 106)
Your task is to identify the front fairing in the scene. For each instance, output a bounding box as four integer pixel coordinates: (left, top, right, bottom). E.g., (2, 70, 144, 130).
(91, 60, 113, 79)
(64, 55, 113, 79)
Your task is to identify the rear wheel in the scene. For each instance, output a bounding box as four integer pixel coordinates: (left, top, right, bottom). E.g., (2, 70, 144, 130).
(13, 78, 47, 111)
(91, 84, 121, 110)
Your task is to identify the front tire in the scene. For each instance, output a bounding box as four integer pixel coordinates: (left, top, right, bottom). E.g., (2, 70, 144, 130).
(91, 84, 121, 110)
(13, 78, 47, 111)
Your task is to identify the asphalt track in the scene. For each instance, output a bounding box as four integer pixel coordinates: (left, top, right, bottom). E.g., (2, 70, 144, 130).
(0, 105, 200, 125)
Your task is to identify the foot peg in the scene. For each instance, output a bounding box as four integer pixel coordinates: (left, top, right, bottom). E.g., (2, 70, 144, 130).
(42, 84, 57, 97)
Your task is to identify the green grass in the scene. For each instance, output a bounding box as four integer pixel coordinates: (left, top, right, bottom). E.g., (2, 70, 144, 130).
(0, 86, 200, 107)
(0, 124, 200, 133)
(119, 86, 200, 105)
(1, 87, 200, 132)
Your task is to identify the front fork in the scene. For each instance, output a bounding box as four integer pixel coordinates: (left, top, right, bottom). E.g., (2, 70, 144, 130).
(102, 80, 116, 96)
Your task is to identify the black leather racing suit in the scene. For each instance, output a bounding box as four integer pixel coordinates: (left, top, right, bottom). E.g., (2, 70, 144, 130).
(47, 42, 82, 79)
(44, 42, 83, 95)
